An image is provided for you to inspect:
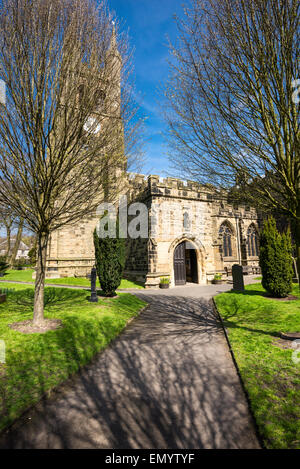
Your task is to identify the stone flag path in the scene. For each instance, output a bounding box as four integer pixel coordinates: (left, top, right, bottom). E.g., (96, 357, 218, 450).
(0, 281, 260, 449)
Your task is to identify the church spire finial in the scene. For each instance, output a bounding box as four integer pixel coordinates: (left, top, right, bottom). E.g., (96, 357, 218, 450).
(106, 20, 121, 64)
(110, 20, 117, 51)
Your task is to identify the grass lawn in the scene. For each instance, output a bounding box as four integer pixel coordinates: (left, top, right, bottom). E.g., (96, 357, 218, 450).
(0, 269, 34, 282)
(1, 269, 144, 289)
(0, 283, 146, 432)
(215, 282, 300, 449)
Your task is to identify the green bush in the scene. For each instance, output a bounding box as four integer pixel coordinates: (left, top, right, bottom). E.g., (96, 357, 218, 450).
(259, 217, 293, 298)
(93, 214, 126, 297)
(28, 246, 37, 266)
(0, 255, 9, 275)
(12, 257, 29, 270)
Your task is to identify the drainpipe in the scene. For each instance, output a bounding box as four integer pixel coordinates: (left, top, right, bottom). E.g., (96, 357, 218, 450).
(235, 216, 242, 265)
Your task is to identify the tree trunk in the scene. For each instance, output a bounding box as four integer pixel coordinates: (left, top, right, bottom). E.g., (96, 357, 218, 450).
(5, 226, 11, 258)
(9, 218, 24, 265)
(33, 233, 49, 325)
(296, 207, 300, 290)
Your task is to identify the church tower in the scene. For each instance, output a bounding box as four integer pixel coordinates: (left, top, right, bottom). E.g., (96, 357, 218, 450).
(105, 24, 122, 116)
(45, 25, 127, 279)
(103, 24, 126, 196)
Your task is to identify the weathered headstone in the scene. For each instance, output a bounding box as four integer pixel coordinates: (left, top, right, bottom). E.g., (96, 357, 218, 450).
(89, 266, 98, 303)
(232, 264, 245, 292)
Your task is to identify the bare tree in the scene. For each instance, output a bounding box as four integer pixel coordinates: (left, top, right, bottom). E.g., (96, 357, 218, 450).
(164, 0, 300, 276)
(0, 201, 31, 263)
(0, 202, 18, 258)
(9, 217, 24, 265)
(0, 0, 139, 328)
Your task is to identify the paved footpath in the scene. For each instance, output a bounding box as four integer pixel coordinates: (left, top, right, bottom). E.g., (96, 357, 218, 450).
(0, 279, 260, 449)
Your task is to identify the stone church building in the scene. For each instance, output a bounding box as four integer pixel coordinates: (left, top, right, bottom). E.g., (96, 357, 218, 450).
(45, 31, 261, 288)
(46, 173, 260, 288)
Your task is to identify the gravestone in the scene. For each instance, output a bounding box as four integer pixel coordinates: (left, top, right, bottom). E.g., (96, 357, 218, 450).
(232, 264, 245, 292)
(89, 266, 98, 303)
(0, 293, 6, 304)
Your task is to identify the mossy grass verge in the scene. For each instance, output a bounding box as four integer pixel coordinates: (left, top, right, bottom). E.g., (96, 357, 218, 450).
(215, 282, 300, 449)
(0, 283, 146, 432)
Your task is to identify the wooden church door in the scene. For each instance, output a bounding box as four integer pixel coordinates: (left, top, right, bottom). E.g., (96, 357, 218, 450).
(174, 242, 186, 285)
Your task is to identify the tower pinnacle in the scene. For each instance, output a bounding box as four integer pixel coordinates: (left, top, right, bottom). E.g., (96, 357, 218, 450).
(109, 21, 117, 54)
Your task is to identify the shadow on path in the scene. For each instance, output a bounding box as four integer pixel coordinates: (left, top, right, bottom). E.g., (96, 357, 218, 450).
(0, 292, 260, 449)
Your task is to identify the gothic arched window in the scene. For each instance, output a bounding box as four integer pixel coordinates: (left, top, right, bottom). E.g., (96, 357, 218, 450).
(247, 225, 259, 257)
(219, 223, 233, 257)
(94, 90, 106, 110)
(78, 84, 85, 104)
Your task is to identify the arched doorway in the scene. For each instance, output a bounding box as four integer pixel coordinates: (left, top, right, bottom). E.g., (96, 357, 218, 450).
(174, 241, 198, 286)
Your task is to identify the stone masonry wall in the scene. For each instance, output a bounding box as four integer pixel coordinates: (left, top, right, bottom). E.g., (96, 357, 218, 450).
(46, 215, 98, 278)
(126, 174, 260, 287)
(46, 173, 260, 284)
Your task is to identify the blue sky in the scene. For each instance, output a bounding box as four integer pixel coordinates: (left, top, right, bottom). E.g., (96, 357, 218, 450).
(109, 0, 185, 175)
(1, 1, 186, 237)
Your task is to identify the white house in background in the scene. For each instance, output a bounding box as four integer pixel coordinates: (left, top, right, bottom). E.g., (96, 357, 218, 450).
(0, 238, 30, 259)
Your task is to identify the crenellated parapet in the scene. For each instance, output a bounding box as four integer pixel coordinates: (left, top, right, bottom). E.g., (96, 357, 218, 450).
(128, 172, 148, 188)
(127, 173, 219, 201)
(126, 174, 258, 220)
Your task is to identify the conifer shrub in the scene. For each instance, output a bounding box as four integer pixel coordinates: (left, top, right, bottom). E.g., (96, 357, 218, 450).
(259, 217, 293, 298)
(28, 246, 37, 266)
(93, 213, 126, 297)
(0, 256, 9, 276)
